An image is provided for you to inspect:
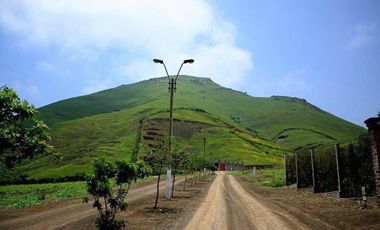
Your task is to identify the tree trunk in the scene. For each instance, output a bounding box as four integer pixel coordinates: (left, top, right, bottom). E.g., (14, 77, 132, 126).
(154, 174, 161, 208)
(171, 174, 176, 197)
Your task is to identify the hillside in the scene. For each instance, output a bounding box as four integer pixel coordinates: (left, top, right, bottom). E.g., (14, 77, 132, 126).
(8, 76, 365, 179)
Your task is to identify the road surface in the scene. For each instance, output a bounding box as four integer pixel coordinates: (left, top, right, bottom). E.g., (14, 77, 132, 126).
(0, 178, 184, 230)
(184, 172, 310, 230)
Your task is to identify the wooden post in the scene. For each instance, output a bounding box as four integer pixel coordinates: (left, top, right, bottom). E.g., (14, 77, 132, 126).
(284, 153, 288, 186)
(335, 144, 342, 197)
(310, 148, 316, 193)
(295, 151, 299, 189)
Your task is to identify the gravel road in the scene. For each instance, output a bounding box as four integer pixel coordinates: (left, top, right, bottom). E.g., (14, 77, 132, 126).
(184, 172, 309, 230)
(0, 178, 184, 230)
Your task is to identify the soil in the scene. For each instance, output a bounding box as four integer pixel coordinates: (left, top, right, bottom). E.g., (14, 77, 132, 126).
(184, 172, 308, 230)
(0, 175, 214, 230)
(125, 175, 214, 230)
(2, 172, 378, 230)
(237, 174, 380, 230)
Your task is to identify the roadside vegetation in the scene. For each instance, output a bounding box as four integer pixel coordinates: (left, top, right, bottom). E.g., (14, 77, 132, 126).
(233, 167, 285, 187)
(0, 181, 86, 208)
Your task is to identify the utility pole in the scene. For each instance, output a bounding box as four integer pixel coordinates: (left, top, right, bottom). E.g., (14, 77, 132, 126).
(153, 58, 194, 199)
(168, 78, 175, 156)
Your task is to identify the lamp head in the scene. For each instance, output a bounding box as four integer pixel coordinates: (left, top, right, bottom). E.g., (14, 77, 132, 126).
(184, 59, 194, 64)
(153, 59, 164, 64)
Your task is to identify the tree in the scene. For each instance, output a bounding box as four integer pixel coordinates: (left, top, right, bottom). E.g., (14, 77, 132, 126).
(85, 159, 150, 229)
(171, 150, 189, 196)
(378, 111, 380, 118)
(0, 87, 50, 167)
(142, 138, 168, 208)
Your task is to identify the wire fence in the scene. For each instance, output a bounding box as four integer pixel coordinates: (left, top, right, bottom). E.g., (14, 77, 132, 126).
(285, 135, 375, 197)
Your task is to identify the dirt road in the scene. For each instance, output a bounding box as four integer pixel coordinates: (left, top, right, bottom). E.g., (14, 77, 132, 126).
(184, 172, 309, 230)
(0, 178, 184, 230)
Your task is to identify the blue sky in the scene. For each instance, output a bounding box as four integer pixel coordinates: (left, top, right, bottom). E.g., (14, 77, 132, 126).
(0, 0, 379, 127)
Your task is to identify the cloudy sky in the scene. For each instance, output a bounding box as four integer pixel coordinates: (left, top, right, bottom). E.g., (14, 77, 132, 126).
(0, 0, 379, 126)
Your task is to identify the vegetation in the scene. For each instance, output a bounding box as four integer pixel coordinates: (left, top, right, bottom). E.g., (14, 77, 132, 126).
(1, 76, 365, 181)
(84, 159, 150, 229)
(170, 150, 189, 197)
(0, 87, 50, 168)
(285, 134, 375, 196)
(234, 167, 284, 187)
(0, 181, 86, 208)
(142, 139, 169, 208)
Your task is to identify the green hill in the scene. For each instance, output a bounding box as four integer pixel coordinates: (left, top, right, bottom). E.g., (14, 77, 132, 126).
(7, 76, 365, 180)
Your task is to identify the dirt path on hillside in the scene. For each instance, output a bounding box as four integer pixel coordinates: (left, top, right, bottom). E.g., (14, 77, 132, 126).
(0, 177, 184, 230)
(184, 172, 309, 230)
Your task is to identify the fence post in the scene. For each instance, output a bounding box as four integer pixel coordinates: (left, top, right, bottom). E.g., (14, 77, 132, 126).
(365, 117, 380, 207)
(335, 144, 342, 198)
(295, 151, 299, 189)
(284, 153, 287, 186)
(310, 148, 316, 193)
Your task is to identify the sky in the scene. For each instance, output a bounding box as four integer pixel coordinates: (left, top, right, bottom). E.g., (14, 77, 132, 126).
(0, 0, 379, 127)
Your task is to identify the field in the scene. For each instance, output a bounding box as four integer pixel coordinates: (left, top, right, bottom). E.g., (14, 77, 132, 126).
(0, 177, 156, 208)
(0, 181, 86, 208)
(232, 167, 285, 187)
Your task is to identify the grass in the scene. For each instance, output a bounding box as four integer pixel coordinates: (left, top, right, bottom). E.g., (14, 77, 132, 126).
(1, 76, 364, 180)
(0, 181, 86, 208)
(0, 176, 157, 208)
(233, 167, 285, 187)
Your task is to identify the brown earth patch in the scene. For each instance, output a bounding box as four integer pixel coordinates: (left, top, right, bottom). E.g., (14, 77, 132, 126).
(237, 174, 380, 229)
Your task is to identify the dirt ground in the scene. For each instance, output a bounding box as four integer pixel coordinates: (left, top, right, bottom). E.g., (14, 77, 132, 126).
(0, 175, 214, 230)
(237, 174, 380, 230)
(185, 172, 309, 230)
(2, 172, 379, 230)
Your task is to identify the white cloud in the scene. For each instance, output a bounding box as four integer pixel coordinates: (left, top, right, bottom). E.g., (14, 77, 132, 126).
(348, 23, 377, 48)
(0, 0, 253, 89)
(35, 61, 72, 77)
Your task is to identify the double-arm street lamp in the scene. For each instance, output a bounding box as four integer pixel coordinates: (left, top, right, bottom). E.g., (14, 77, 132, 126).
(153, 58, 194, 199)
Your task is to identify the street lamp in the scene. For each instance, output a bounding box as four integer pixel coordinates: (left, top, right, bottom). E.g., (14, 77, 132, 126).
(153, 58, 194, 199)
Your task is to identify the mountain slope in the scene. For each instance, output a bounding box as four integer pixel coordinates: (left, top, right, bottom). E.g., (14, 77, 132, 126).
(39, 76, 364, 145)
(12, 76, 365, 179)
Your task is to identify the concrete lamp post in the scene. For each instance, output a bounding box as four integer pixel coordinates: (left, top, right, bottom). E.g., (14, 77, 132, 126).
(153, 58, 194, 199)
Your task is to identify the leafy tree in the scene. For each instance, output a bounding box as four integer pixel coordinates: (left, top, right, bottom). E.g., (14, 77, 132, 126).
(205, 161, 218, 171)
(142, 138, 168, 208)
(170, 150, 189, 196)
(378, 111, 380, 118)
(0, 87, 50, 167)
(85, 159, 150, 229)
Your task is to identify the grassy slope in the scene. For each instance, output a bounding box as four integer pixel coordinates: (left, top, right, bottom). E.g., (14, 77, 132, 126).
(39, 76, 364, 145)
(13, 76, 364, 179)
(18, 106, 286, 179)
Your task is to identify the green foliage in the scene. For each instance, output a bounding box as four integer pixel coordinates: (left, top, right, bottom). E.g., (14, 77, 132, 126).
(237, 167, 284, 187)
(256, 168, 285, 187)
(0, 87, 51, 168)
(204, 161, 218, 171)
(171, 151, 188, 175)
(0, 181, 86, 208)
(6, 76, 365, 180)
(285, 134, 375, 196)
(141, 138, 168, 208)
(85, 159, 149, 229)
(339, 134, 375, 197)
